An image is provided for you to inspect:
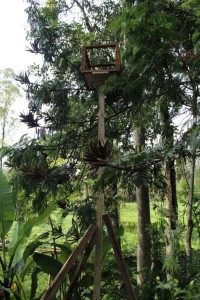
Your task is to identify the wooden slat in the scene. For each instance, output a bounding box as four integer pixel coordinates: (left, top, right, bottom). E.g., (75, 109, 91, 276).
(82, 69, 118, 74)
(89, 63, 115, 67)
(84, 44, 117, 49)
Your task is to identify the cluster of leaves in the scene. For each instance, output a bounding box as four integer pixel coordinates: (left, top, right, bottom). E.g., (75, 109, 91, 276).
(2, 0, 200, 299)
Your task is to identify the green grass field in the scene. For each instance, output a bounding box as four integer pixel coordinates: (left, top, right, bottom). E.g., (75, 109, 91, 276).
(31, 200, 199, 254)
(120, 201, 199, 251)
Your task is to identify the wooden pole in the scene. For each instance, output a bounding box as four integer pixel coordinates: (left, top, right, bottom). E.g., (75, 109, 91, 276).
(97, 92, 105, 144)
(93, 92, 105, 300)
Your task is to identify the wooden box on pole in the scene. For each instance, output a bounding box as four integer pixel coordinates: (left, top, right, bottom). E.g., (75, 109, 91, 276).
(81, 43, 120, 90)
(81, 43, 120, 300)
(40, 44, 137, 299)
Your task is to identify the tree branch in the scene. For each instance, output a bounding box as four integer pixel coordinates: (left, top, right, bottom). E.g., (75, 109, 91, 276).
(74, 0, 93, 32)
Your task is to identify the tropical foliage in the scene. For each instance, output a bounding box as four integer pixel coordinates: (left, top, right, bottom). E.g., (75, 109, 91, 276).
(1, 0, 200, 299)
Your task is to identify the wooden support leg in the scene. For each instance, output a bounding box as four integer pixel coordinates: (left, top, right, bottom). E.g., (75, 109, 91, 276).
(64, 232, 96, 300)
(41, 224, 96, 300)
(103, 214, 137, 300)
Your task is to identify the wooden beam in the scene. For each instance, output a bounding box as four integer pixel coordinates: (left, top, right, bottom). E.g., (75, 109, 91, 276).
(41, 224, 96, 300)
(84, 44, 117, 49)
(103, 214, 137, 300)
(64, 233, 96, 299)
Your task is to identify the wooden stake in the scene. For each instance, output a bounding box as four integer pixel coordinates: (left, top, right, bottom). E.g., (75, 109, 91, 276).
(93, 92, 105, 300)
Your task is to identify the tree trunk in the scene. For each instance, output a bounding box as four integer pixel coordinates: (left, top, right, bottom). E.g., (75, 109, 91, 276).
(109, 179, 121, 247)
(136, 184, 151, 283)
(185, 153, 195, 277)
(159, 102, 178, 257)
(185, 88, 198, 281)
(1, 116, 6, 169)
(134, 126, 151, 297)
(165, 159, 178, 256)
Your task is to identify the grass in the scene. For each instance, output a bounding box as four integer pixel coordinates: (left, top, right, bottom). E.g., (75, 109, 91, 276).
(119, 201, 161, 251)
(120, 200, 200, 251)
(30, 199, 199, 253)
(119, 202, 137, 252)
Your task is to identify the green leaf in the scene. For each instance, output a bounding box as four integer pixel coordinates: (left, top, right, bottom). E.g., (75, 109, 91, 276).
(23, 232, 49, 263)
(175, 289, 191, 299)
(8, 204, 56, 270)
(116, 225, 124, 237)
(0, 170, 14, 238)
(52, 243, 72, 264)
(33, 252, 63, 278)
(20, 255, 35, 281)
(29, 267, 41, 300)
(102, 235, 112, 265)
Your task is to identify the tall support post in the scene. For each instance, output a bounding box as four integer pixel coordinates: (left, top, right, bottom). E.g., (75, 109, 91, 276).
(93, 92, 105, 300)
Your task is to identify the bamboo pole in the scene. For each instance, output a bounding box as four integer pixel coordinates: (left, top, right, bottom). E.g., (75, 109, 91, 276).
(93, 92, 105, 300)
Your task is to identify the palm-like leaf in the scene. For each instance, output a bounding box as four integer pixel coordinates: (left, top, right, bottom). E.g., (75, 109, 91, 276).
(0, 170, 14, 239)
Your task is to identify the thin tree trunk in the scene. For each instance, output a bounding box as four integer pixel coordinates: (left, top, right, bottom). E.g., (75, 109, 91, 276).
(134, 126, 151, 297)
(107, 178, 120, 231)
(136, 184, 151, 283)
(159, 102, 178, 258)
(165, 159, 178, 256)
(185, 150, 196, 283)
(185, 154, 195, 258)
(74, 0, 93, 32)
(1, 116, 6, 169)
(110, 179, 121, 247)
(185, 87, 198, 281)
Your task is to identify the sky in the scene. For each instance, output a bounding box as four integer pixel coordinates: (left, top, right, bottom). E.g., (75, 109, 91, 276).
(0, 0, 39, 72)
(0, 0, 39, 143)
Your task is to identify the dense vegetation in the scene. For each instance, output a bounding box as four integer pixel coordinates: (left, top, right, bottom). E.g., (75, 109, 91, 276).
(0, 0, 200, 299)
